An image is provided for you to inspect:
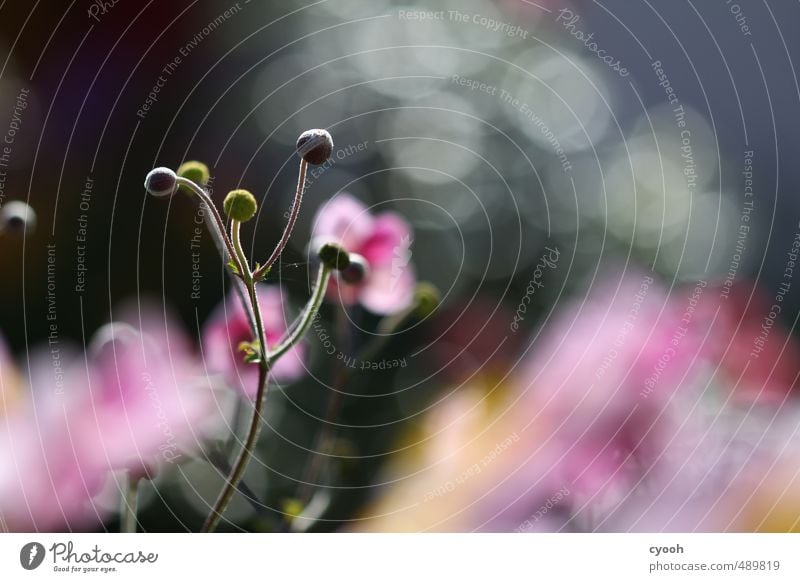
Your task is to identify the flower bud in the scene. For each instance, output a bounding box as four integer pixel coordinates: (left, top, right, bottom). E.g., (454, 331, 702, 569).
(317, 242, 350, 271)
(413, 282, 441, 318)
(296, 129, 333, 165)
(223, 189, 257, 222)
(144, 167, 178, 198)
(89, 322, 140, 359)
(0, 201, 36, 237)
(339, 253, 369, 285)
(177, 160, 210, 195)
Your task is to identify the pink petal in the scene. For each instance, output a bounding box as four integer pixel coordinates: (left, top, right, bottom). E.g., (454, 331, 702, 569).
(311, 193, 374, 252)
(359, 212, 413, 267)
(359, 262, 415, 315)
(203, 285, 306, 397)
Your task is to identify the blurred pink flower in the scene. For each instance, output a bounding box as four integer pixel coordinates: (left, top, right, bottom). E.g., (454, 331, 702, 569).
(718, 284, 800, 405)
(312, 193, 415, 314)
(354, 272, 800, 533)
(0, 345, 106, 532)
(469, 273, 719, 530)
(520, 275, 706, 495)
(203, 286, 305, 398)
(599, 405, 800, 532)
(88, 315, 221, 471)
(0, 305, 224, 532)
(432, 297, 523, 383)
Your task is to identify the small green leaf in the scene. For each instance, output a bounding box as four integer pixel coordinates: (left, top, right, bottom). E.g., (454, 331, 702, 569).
(237, 340, 262, 364)
(254, 264, 271, 281)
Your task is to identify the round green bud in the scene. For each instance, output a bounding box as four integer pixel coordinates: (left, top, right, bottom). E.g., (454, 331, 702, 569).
(144, 167, 178, 198)
(317, 242, 351, 271)
(223, 189, 258, 222)
(296, 129, 334, 165)
(413, 282, 441, 318)
(177, 160, 210, 195)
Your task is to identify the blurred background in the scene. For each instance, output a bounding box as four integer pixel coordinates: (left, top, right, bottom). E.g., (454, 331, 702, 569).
(2, 0, 800, 532)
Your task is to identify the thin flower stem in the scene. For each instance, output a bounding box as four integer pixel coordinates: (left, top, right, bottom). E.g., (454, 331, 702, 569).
(202, 220, 269, 533)
(175, 178, 255, 335)
(199, 173, 330, 532)
(120, 472, 139, 533)
(227, 219, 259, 335)
(230, 220, 249, 276)
(268, 263, 331, 364)
(202, 363, 268, 533)
(252, 159, 308, 280)
(207, 445, 276, 527)
(204, 265, 332, 532)
(298, 304, 417, 509)
(175, 176, 243, 276)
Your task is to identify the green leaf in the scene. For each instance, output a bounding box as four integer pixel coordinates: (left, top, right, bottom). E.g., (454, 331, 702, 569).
(237, 340, 262, 364)
(253, 264, 271, 281)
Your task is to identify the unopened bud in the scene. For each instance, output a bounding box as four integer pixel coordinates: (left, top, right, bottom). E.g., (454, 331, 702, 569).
(223, 189, 258, 222)
(144, 167, 177, 198)
(177, 160, 210, 195)
(0, 201, 36, 237)
(317, 242, 350, 271)
(339, 253, 369, 284)
(296, 129, 333, 165)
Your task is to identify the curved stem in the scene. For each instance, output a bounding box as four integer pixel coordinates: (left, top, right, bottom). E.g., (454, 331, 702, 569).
(179, 177, 255, 334)
(230, 221, 249, 275)
(268, 263, 331, 365)
(298, 305, 417, 507)
(253, 159, 308, 280)
(202, 363, 268, 532)
(202, 221, 270, 533)
(120, 472, 139, 533)
(228, 219, 259, 334)
(203, 264, 331, 531)
(176, 176, 243, 276)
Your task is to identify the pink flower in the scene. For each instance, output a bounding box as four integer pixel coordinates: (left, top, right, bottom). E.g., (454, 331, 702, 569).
(87, 311, 222, 471)
(600, 407, 800, 532)
(517, 274, 709, 500)
(203, 285, 305, 398)
(0, 305, 224, 531)
(312, 193, 415, 314)
(353, 272, 800, 533)
(0, 345, 107, 531)
(718, 283, 800, 405)
(466, 273, 719, 530)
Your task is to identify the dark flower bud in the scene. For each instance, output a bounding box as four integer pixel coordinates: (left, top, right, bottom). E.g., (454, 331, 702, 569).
(223, 189, 258, 222)
(317, 242, 350, 271)
(0, 201, 36, 237)
(144, 167, 178, 198)
(296, 129, 333, 165)
(339, 253, 369, 285)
